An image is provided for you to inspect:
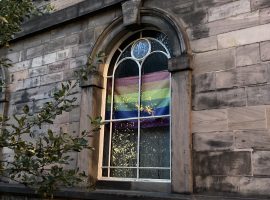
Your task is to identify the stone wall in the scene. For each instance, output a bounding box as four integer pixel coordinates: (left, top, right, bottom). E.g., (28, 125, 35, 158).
(0, 6, 121, 170)
(144, 0, 270, 196)
(1, 0, 270, 197)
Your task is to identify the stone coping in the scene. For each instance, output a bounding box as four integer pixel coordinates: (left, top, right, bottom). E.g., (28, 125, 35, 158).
(14, 0, 125, 40)
(0, 183, 269, 200)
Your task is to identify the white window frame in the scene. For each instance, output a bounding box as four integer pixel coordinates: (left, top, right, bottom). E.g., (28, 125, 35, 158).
(100, 31, 172, 182)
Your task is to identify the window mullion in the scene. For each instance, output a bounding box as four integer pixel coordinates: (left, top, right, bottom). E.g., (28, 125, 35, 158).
(108, 76, 115, 178)
(136, 64, 142, 180)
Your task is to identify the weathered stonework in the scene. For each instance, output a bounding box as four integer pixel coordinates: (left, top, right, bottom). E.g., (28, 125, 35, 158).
(2, 0, 270, 198)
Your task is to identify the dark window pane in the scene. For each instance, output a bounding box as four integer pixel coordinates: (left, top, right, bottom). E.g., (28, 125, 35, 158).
(108, 49, 120, 76)
(102, 168, 108, 177)
(142, 30, 172, 55)
(105, 78, 112, 120)
(142, 30, 163, 40)
(110, 168, 137, 178)
(119, 32, 140, 50)
(118, 45, 132, 61)
(139, 169, 170, 179)
(115, 59, 139, 78)
(139, 118, 170, 168)
(102, 123, 110, 166)
(113, 60, 139, 119)
(111, 120, 138, 167)
(140, 71, 170, 117)
(150, 40, 167, 53)
(142, 52, 168, 74)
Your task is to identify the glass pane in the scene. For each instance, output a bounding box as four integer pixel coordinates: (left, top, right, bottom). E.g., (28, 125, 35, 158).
(105, 78, 112, 120)
(102, 168, 108, 177)
(132, 39, 150, 59)
(113, 60, 139, 119)
(139, 169, 170, 179)
(118, 45, 132, 61)
(142, 52, 168, 74)
(110, 168, 136, 178)
(102, 123, 110, 166)
(111, 120, 138, 167)
(119, 32, 140, 50)
(108, 50, 121, 76)
(141, 70, 170, 117)
(139, 117, 170, 168)
(150, 40, 167, 53)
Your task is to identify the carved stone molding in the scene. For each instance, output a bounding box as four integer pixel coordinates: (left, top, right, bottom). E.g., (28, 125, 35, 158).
(122, 0, 142, 26)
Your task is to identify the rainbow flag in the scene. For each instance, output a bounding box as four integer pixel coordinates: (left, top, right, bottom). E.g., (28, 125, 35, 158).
(106, 71, 170, 120)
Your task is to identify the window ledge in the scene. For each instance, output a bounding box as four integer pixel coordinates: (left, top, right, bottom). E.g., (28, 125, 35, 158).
(0, 183, 268, 200)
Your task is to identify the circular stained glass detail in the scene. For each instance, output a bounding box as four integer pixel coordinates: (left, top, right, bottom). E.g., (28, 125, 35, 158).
(131, 39, 151, 60)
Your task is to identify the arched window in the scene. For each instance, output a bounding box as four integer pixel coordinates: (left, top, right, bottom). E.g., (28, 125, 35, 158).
(102, 30, 172, 181)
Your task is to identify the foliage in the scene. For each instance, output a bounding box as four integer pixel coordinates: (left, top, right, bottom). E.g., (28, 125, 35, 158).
(0, 0, 53, 47)
(0, 1, 104, 198)
(0, 80, 103, 198)
(75, 52, 106, 81)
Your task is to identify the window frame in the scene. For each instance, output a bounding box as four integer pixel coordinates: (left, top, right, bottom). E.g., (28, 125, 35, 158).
(100, 30, 172, 182)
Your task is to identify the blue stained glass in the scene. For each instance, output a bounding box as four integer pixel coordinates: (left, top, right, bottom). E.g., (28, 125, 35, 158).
(132, 39, 150, 59)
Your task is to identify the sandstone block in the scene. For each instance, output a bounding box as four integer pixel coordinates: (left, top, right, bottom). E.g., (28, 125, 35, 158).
(51, 22, 82, 39)
(236, 43, 260, 66)
(188, 11, 259, 40)
(43, 53, 57, 65)
(29, 66, 48, 77)
(247, 85, 270, 106)
(193, 48, 235, 75)
(26, 45, 44, 59)
(260, 40, 270, 61)
(194, 151, 252, 176)
(228, 106, 266, 130)
(235, 130, 270, 149)
(10, 70, 28, 83)
(237, 63, 268, 86)
(193, 72, 216, 93)
(216, 88, 246, 108)
(193, 92, 218, 110)
(6, 51, 21, 63)
(32, 56, 43, 67)
(218, 23, 270, 48)
(65, 33, 80, 47)
(79, 29, 95, 44)
(40, 72, 63, 85)
(23, 77, 40, 89)
(195, 176, 241, 193)
(56, 49, 71, 61)
(240, 177, 270, 195)
(193, 132, 234, 151)
(69, 55, 87, 69)
(44, 37, 65, 53)
(253, 151, 270, 175)
(251, 0, 270, 11)
(190, 36, 217, 53)
(260, 7, 270, 24)
(72, 44, 92, 57)
(48, 60, 69, 73)
(209, 11, 259, 36)
(70, 106, 80, 122)
(9, 60, 31, 73)
(208, 0, 250, 22)
(216, 69, 237, 89)
(192, 109, 228, 133)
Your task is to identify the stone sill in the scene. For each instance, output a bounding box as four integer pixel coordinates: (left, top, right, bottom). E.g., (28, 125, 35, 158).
(14, 0, 125, 40)
(0, 184, 268, 200)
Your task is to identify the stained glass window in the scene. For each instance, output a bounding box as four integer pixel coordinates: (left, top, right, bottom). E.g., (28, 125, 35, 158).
(103, 30, 171, 181)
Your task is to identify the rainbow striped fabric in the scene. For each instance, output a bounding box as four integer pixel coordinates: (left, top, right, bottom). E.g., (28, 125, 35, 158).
(106, 71, 170, 120)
